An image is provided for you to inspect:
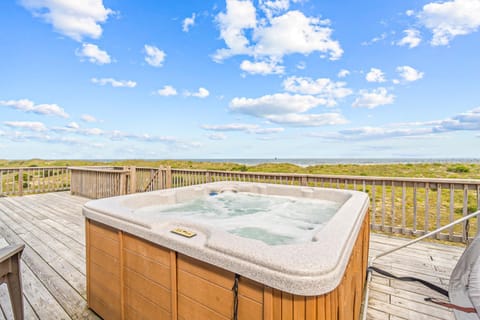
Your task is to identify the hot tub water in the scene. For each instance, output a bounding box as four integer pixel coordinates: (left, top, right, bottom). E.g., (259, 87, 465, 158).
(135, 191, 341, 245)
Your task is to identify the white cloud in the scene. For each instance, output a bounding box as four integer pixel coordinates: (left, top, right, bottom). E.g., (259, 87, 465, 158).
(314, 107, 480, 141)
(67, 122, 80, 129)
(195, 88, 210, 98)
(266, 113, 348, 126)
(418, 0, 480, 46)
(296, 61, 306, 70)
(259, 0, 291, 19)
(253, 10, 343, 60)
(252, 127, 285, 134)
(81, 114, 98, 122)
(361, 32, 387, 46)
(20, 0, 113, 41)
(337, 69, 350, 78)
(76, 43, 111, 64)
(108, 131, 201, 149)
(185, 87, 210, 98)
(240, 59, 284, 75)
(397, 29, 422, 48)
(365, 68, 386, 83)
(144, 45, 166, 67)
(282, 76, 352, 106)
(206, 133, 227, 140)
(156, 85, 178, 96)
(4, 121, 47, 131)
(352, 88, 395, 109)
(1, 119, 202, 152)
(202, 123, 259, 131)
(52, 123, 105, 136)
(0, 99, 69, 118)
(83, 128, 104, 135)
(202, 123, 284, 134)
(27, 104, 68, 118)
(396, 66, 424, 82)
(338, 126, 431, 140)
(91, 77, 136, 88)
(214, 3, 342, 62)
(183, 13, 196, 32)
(406, 10, 415, 16)
(230, 93, 325, 116)
(214, 0, 257, 61)
(433, 107, 480, 132)
(3, 131, 85, 145)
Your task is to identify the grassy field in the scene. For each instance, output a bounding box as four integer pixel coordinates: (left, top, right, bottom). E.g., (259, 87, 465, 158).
(1, 159, 480, 179)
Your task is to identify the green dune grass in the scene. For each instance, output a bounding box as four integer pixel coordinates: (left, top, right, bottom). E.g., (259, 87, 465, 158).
(1, 159, 479, 179)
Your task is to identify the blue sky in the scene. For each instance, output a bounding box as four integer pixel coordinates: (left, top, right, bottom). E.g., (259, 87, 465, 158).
(1, 0, 480, 159)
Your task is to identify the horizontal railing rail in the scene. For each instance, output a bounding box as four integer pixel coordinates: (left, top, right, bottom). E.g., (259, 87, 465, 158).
(0, 166, 70, 196)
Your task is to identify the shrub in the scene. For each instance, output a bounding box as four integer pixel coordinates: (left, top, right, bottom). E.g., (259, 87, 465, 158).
(233, 165, 248, 172)
(447, 165, 470, 173)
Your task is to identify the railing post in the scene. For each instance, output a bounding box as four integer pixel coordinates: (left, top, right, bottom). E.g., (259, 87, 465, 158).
(70, 168, 75, 195)
(129, 166, 136, 194)
(206, 171, 211, 183)
(425, 182, 430, 234)
(463, 184, 469, 243)
(120, 167, 127, 195)
(18, 168, 23, 196)
(301, 176, 308, 186)
(158, 166, 164, 189)
(165, 166, 172, 189)
(477, 185, 480, 236)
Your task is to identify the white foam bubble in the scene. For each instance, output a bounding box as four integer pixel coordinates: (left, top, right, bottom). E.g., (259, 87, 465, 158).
(136, 192, 341, 245)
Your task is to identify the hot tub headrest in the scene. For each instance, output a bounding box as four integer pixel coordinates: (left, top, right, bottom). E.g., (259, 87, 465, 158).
(219, 187, 239, 193)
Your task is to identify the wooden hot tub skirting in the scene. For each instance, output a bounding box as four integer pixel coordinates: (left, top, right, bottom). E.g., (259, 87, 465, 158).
(86, 213, 369, 320)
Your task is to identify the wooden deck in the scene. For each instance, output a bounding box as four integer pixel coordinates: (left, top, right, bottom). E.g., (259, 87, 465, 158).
(0, 192, 466, 320)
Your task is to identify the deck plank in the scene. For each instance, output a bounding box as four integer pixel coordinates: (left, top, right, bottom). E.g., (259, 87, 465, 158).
(0, 209, 87, 295)
(0, 192, 469, 320)
(0, 194, 98, 320)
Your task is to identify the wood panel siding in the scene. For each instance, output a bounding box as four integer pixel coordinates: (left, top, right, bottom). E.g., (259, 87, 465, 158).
(86, 220, 121, 320)
(85, 212, 369, 320)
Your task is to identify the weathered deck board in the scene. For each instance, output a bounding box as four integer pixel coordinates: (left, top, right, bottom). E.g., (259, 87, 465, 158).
(0, 193, 98, 320)
(0, 192, 467, 320)
(367, 236, 464, 319)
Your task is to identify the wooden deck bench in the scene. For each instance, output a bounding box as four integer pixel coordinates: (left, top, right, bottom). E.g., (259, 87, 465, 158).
(0, 244, 25, 320)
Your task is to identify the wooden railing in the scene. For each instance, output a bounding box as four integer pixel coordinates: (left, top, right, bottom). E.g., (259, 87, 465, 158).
(69, 166, 172, 199)
(135, 167, 171, 192)
(69, 166, 132, 199)
(5, 165, 479, 242)
(0, 166, 70, 196)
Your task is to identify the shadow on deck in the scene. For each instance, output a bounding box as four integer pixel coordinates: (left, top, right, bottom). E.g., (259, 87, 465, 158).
(0, 192, 465, 320)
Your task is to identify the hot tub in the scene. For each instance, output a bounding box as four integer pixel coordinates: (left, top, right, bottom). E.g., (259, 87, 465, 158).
(83, 182, 370, 320)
